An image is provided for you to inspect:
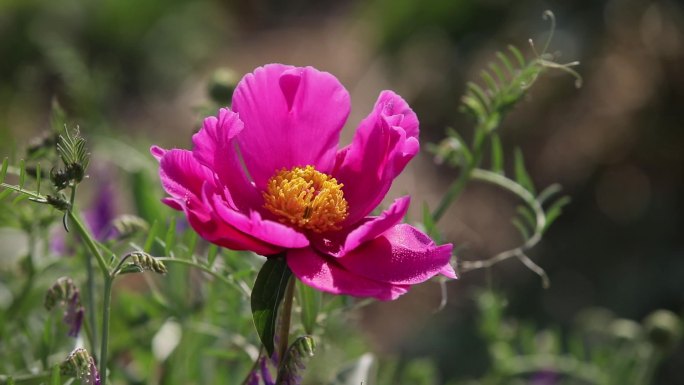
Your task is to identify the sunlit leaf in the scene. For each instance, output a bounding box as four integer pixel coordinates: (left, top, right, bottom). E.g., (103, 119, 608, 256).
(251, 257, 292, 357)
(514, 148, 536, 194)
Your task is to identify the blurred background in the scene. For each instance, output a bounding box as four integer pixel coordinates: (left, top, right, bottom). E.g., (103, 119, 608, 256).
(1, 0, 683, 383)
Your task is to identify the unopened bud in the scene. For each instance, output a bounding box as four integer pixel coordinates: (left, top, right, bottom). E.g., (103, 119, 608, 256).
(208, 68, 239, 105)
(45, 277, 84, 337)
(120, 251, 167, 275)
(644, 310, 682, 352)
(60, 348, 101, 385)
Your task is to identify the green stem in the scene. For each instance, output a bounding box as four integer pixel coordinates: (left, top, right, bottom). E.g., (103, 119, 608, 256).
(0, 372, 50, 384)
(459, 168, 549, 287)
(85, 250, 98, 358)
(432, 127, 488, 223)
(275, 277, 296, 384)
(66, 210, 109, 276)
(156, 257, 250, 296)
(99, 275, 113, 385)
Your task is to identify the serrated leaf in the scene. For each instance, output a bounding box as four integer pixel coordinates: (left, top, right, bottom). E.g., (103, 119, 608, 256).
(514, 148, 536, 194)
(537, 183, 562, 204)
(298, 281, 321, 335)
(490, 134, 504, 174)
(251, 257, 292, 357)
(489, 62, 506, 86)
(461, 95, 487, 120)
(508, 44, 526, 67)
(481, 69, 501, 96)
(496, 51, 515, 77)
(467, 82, 491, 110)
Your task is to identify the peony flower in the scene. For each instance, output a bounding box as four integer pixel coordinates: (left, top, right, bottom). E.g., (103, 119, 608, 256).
(152, 64, 455, 300)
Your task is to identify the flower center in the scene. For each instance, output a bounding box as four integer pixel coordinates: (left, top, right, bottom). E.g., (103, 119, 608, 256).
(263, 165, 348, 233)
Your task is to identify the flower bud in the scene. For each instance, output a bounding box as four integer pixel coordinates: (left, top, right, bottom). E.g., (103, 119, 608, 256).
(45, 277, 84, 337)
(120, 251, 168, 275)
(644, 309, 682, 352)
(60, 348, 101, 385)
(208, 68, 239, 105)
(609, 318, 642, 342)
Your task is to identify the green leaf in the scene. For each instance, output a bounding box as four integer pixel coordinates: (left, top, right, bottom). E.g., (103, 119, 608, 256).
(144, 219, 160, 252)
(421, 201, 439, 241)
(508, 44, 526, 67)
(537, 183, 562, 204)
(544, 196, 571, 231)
(18, 159, 26, 188)
(1, 158, 8, 183)
(466, 82, 491, 111)
(207, 244, 219, 267)
(514, 148, 536, 194)
(490, 134, 504, 174)
(489, 62, 507, 86)
(496, 51, 515, 77)
(164, 216, 176, 257)
(251, 257, 293, 357)
(298, 281, 321, 335)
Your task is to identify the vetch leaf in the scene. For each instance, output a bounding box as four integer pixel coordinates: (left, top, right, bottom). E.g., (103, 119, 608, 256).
(514, 148, 536, 194)
(490, 134, 504, 174)
(544, 196, 571, 231)
(251, 256, 292, 357)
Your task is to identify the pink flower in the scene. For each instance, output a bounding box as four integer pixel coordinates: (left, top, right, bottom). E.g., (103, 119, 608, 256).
(152, 64, 455, 300)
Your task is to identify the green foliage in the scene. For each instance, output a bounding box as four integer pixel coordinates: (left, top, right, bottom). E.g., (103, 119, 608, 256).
(457, 290, 683, 385)
(251, 257, 293, 357)
(429, 11, 579, 287)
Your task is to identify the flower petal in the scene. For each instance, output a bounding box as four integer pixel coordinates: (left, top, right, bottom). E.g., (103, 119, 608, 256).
(232, 64, 351, 188)
(335, 91, 420, 224)
(342, 196, 411, 254)
(336, 224, 455, 285)
(156, 148, 280, 255)
(287, 247, 410, 301)
(208, 188, 310, 250)
(158, 148, 215, 207)
(192, 108, 261, 211)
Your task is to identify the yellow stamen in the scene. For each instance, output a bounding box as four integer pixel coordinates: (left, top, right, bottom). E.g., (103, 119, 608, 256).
(263, 165, 348, 233)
